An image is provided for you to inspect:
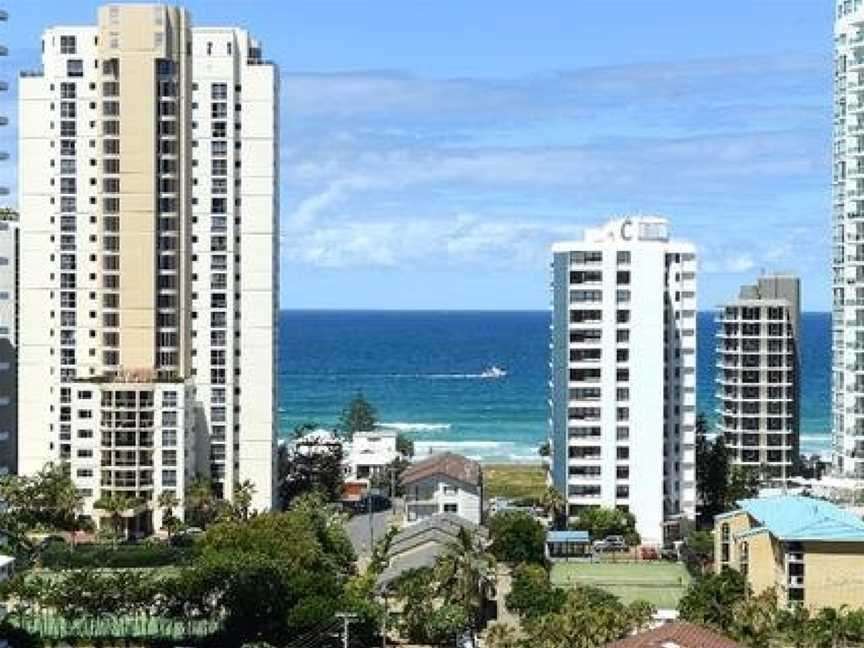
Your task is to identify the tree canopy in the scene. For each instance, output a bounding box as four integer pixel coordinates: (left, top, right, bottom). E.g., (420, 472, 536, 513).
(488, 510, 546, 565)
(569, 507, 639, 545)
(339, 391, 377, 438)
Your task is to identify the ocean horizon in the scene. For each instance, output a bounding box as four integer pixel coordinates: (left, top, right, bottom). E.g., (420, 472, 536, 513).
(279, 310, 832, 463)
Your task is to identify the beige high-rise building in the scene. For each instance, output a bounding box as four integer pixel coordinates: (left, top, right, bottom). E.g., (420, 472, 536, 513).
(18, 4, 278, 534)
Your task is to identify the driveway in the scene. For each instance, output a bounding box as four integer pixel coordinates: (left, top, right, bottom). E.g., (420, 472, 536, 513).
(346, 506, 394, 558)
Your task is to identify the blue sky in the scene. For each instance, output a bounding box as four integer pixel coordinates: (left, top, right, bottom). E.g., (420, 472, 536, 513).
(2, 0, 834, 310)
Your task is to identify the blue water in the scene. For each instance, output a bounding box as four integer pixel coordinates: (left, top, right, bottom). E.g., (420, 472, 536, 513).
(279, 311, 832, 462)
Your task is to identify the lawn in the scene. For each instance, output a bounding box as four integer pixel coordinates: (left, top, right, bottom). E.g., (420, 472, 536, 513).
(550, 561, 691, 610)
(483, 463, 546, 501)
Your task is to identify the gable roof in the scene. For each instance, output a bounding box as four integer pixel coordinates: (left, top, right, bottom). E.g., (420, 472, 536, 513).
(401, 452, 481, 486)
(731, 495, 864, 542)
(604, 622, 741, 648)
(378, 513, 488, 588)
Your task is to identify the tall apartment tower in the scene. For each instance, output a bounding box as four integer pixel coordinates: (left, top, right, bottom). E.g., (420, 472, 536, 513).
(549, 217, 697, 544)
(716, 275, 800, 482)
(0, 9, 16, 478)
(18, 4, 278, 532)
(834, 1, 864, 476)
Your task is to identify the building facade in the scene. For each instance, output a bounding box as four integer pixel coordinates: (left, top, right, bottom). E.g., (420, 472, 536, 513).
(402, 452, 483, 525)
(0, 10, 15, 478)
(716, 275, 800, 482)
(834, 0, 864, 477)
(18, 4, 278, 532)
(549, 217, 697, 545)
(0, 215, 18, 478)
(715, 495, 864, 610)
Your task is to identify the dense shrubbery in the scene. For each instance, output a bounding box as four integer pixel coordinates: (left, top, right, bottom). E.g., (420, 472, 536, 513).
(488, 511, 547, 565)
(40, 541, 198, 569)
(1, 494, 380, 646)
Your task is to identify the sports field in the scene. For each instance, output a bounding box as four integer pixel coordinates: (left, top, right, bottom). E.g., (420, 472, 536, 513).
(550, 561, 691, 610)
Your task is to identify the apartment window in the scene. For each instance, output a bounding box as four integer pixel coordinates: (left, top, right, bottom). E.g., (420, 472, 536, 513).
(443, 503, 458, 514)
(103, 158, 120, 174)
(104, 198, 120, 213)
(211, 103, 228, 119)
(60, 158, 76, 175)
(212, 159, 227, 176)
(162, 470, 177, 487)
(60, 140, 76, 156)
(60, 197, 76, 213)
(211, 140, 228, 157)
(617, 251, 630, 265)
(212, 121, 227, 138)
(60, 101, 76, 119)
(104, 120, 120, 136)
(60, 82, 76, 99)
(60, 177, 76, 194)
(104, 139, 120, 155)
(211, 83, 227, 100)
(721, 523, 730, 563)
(67, 60, 84, 77)
(211, 198, 227, 214)
(616, 310, 630, 324)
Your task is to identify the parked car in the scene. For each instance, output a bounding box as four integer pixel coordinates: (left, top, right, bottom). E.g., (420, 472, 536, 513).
(593, 535, 628, 552)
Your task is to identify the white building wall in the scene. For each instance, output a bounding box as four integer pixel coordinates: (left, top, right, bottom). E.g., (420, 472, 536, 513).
(18, 10, 278, 523)
(190, 28, 277, 512)
(0, 219, 18, 476)
(404, 474, 481, 526)
(834, 0, 864, 476)
(550, 217, 697, 545)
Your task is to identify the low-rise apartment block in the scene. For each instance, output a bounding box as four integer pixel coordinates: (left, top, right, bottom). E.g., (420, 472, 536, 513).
(715, 495, 864, 609)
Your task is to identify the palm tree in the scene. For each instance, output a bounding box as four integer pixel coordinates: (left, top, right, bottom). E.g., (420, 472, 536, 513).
(185, 476, 215, 528)
(233, 479, 256, 520)
(157, 490, 181, 537)
(539, 486, 567, 529)
(434, 526, 496, 636)
(94, 492, 130, 545)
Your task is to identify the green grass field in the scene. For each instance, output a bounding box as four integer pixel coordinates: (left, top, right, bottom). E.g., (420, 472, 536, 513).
(550, 561, 691, 610)
(483, 463, 546, 501)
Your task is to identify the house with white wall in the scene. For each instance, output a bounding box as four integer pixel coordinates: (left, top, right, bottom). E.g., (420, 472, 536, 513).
(402, 452, 483, 525)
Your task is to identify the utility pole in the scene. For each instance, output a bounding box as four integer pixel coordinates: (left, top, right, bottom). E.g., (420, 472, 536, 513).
(336, 612, 358, 648)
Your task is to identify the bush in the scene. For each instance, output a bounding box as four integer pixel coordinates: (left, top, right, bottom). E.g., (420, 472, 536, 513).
(488, 511, 546, 565)
(41, 541, 198, 569)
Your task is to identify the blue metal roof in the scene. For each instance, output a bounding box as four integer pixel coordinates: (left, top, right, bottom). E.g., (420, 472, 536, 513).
(547, 530, 590, 543)
(735, 496, 864, 542)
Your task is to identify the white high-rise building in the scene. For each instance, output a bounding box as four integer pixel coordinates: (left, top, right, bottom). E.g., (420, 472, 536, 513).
(18, 4, 278, 533)
(548, 217, 697, 545)
(716, 275, 800, 482)
(0, 9, 16, 478)
(833, 1, 864, 477)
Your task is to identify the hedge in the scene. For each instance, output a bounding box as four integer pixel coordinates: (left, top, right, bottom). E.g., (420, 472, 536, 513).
(40, 542, 198, 569)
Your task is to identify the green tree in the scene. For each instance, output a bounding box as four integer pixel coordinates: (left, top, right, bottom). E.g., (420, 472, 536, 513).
(524, 586, 655, 648)
(538, 441, 550, 457)
(678, 568, 747, 630)
(725, 465, 761, 509)
(339, 391, 377, 439)
(505, 563, 566, 620)
(729, 588, 778, 648)
(696, 417, 731, 519)
(570, 507, 639, 545)
(157, 490, 181, 538)
(0, 463, 84, 553)
(488, 511, 546, 565)
(185, 476, 218, 528)
(396, 433, 414, 458)
(93, 492, 131, 545)
(233, 479, 256, 520)
(278, 441, 345, 506)
(539, 486, 567, 530)
(434, 526, 497, 633)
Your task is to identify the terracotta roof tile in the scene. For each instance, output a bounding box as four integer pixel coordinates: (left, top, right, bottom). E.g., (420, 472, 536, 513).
(604, 622, 741, 648)
(400, 452, 481, 486)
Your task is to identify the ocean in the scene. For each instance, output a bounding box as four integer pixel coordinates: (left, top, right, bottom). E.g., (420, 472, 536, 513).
(279, 311, 832, 463)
